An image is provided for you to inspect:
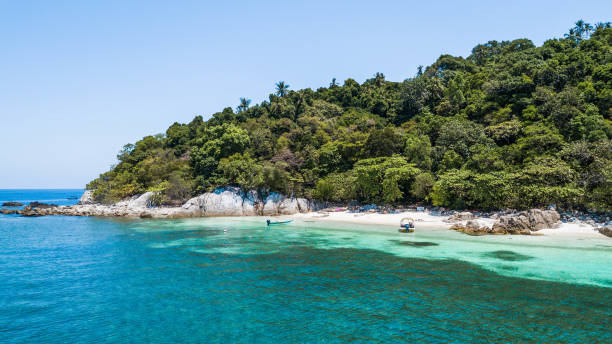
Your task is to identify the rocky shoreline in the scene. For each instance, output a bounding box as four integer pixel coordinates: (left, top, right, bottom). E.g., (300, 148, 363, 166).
(1, 188, 315, 219)
(2, 188, 611, 238)
(448, 209, 561, 235)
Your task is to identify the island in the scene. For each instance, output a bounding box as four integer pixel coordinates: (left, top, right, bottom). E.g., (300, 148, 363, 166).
(4, 22, 611, 238)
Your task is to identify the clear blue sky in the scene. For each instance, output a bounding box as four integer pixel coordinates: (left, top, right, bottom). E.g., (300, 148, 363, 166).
(1, 0, 610, 188)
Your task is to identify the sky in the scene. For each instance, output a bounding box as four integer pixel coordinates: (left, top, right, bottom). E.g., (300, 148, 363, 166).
(1, 0, 610, 188)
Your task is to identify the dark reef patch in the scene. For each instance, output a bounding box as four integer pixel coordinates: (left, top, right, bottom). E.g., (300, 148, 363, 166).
(496, 265, 519, 271)
(390, 240, 439, 247)
(484, 250, 533, 261)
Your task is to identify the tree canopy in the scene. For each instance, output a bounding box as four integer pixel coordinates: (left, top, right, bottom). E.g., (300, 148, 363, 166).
(88, 22, 612, 212)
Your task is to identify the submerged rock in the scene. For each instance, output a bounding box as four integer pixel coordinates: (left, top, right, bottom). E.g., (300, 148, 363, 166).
(391, 240, 439, 247)
(483, 250, 533, 261)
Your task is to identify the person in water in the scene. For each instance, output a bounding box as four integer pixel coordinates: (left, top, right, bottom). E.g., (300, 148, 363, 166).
(266, 219, 271, 226)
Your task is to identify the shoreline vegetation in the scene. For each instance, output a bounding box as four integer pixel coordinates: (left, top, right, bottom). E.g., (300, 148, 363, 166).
(1, 188, 610, 239)
(84, 22, 612, 216)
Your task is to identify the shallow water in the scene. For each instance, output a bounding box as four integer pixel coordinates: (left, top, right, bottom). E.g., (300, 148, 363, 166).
(146, 217, 612, 288)
(1, 191, 611, 343)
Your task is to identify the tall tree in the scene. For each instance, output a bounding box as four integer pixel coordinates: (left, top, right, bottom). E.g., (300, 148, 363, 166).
(237, 98, 251, 113)
(374, 72, 385, 87)
(570, 19, 594, 42)
(275, 81, 290, 97)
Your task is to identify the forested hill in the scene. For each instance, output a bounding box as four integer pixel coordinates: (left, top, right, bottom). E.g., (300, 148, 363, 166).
(88, 21, 612, 211)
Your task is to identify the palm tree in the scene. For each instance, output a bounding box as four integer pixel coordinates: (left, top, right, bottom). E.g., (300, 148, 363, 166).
(595, 22, 611, 30)
(584, 22, 593, 35)
(329, 78, 338, 88)
(275, 81, 290, 97)
(236, 98, 251, 113)
(572, 20, 593, 41)
(374, 72, 385, 87)
(574, 19, 586, 38)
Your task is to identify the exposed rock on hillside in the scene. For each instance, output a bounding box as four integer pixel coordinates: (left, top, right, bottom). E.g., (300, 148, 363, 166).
(11, 188, 314, 219)
(78, 191, 94, 205)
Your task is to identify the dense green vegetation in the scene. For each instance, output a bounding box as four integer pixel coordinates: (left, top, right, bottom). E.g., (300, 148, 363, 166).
(88, 21, 612, 211)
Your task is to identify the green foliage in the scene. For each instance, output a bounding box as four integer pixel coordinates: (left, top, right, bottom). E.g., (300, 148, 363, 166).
(437, 119, 492, 158)
(404, 133, 433, 170)
(87, 23, 612, 211)
(364, 127, 404, 157)
(352, 157, 420, 203)
(313, 172, 356, 202)
(216, 153, 264, 190)
(411, 172, 435, 201)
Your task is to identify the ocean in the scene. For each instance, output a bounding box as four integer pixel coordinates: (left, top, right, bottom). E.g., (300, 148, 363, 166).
(1, 189, 610, 343)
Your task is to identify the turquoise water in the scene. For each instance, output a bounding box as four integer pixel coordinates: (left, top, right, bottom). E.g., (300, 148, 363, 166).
(1, 190, 611, 343)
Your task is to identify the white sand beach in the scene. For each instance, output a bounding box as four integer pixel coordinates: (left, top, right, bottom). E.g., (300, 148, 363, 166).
(293, 210, 608, 239)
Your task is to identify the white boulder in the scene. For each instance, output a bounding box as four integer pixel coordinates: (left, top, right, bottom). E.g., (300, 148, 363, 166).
(78, 190, 95, 205)
(262, 193, 282, 216)
(278, 198, 300, 215)
(296, 198, 310, 213)
(201, 188, 245, 216)
(127, 192, 156, 209)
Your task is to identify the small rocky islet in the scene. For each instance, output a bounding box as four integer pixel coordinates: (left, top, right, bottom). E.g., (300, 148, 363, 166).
(2, 201, 23, 207)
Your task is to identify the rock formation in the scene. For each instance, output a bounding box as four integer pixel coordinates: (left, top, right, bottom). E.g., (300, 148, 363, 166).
(4, 187, 314, 219)
(449, 220, 491, 236)
(28, 202, 57, 209)
(78, 191, 95, 205)
(599, 226, 612, 237)
(447, 211, 474, 222)
(2, 202, 23, 207)
(0, 209, 19, 215)
(491, 209, 560, 234)
(450, 209, 560, 236)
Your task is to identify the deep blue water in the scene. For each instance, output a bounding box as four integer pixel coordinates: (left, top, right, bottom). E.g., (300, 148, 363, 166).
(1, 190, 611, 343)
(0, 189, 83, 207)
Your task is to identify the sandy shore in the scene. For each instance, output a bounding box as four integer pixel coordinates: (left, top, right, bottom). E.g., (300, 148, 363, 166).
(292, 210, 607, 239)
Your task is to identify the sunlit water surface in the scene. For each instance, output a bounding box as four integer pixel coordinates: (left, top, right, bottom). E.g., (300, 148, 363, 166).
(1, 190, 611, 343)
